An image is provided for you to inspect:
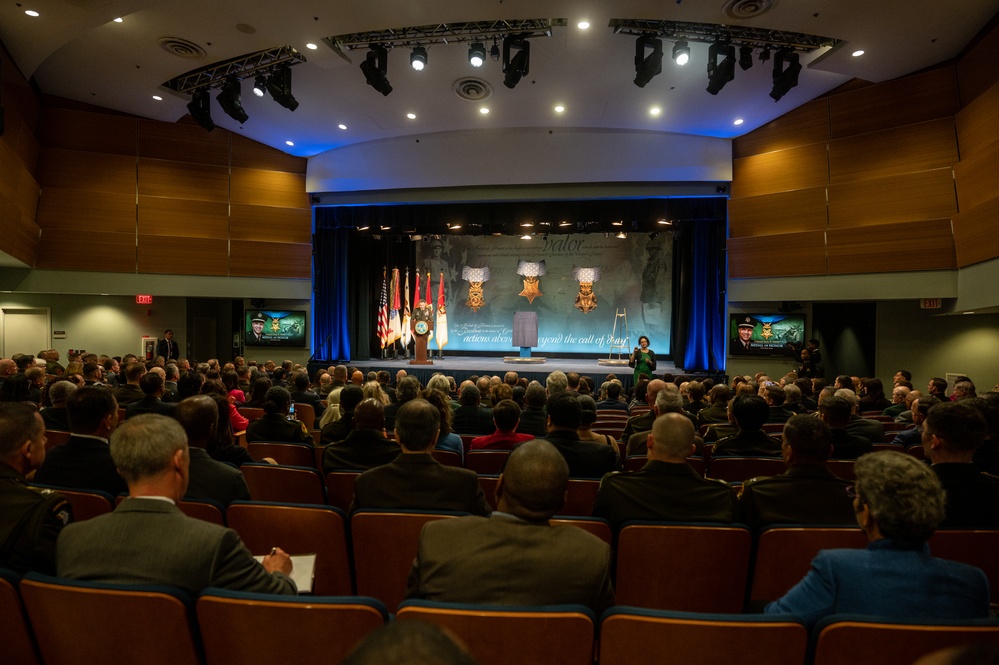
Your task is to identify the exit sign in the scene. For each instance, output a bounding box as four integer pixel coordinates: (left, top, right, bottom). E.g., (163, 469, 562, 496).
(920, 298, 942, 309)
(136, 295, 153, 304)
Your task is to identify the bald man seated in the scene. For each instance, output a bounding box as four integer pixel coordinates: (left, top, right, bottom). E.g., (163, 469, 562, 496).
(406, 439, 614, 615)
(322, 398, 401, 472)
(594, 413, 738, 532)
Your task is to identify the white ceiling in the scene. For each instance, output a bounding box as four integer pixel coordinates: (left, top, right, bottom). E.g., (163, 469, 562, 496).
(2, 0, 997, 159)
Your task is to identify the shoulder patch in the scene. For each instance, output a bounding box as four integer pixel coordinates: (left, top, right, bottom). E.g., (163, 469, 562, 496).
(50, 498, 72, 526)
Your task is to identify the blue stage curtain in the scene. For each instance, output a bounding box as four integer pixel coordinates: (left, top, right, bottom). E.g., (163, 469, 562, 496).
(672, 217, 727, 373)
(313, 223, 352, 361)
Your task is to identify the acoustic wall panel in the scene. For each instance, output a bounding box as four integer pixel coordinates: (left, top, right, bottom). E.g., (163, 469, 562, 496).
(137, 235, 228, 275)
(732, 98, 830, 160)
(827, 168, 957, 229)
(730, 143, 828, 199)
(953, 197, 999, 267)
(39, 108, 137, 156)
(230, 204, 311, 243)
(955, 81, 999, 159)
(231, 134, 306, 174)
(137, 119, 230, 166)
(954, 139, 999, 212)
(828, 119, 958, 185)
(728, 188, 827, 238)
(38, 148, 136, 195)
(35, 230, 136, 272)
(37, 188, 135, 233)
(230, 167, 309, 208)
(728, 231, 827, 278)
(137, 158, 229, 202)
(229, 240, 311, 279)
(826, 219, 956, 274)
(137, 196, 230, 239)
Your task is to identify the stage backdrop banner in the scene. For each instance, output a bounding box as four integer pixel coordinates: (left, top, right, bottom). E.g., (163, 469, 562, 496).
(415, 233, 673, 354)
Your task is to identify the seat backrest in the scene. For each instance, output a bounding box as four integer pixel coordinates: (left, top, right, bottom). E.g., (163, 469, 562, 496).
(177, 498, 226, 526)
(20, 572, 200, 665)
(750, 527, 867, 602)
(325, 470, 362, 512)
(459, 434, 476, 455)
(929, 530, 999, 606)
(561, 479, 600, 517)
(463, 450, 510, 474)
(197, 589, 387, 665)
(477, 475, 500, 511)
(44, 430, 71, 450)
(226, 501, 352, 596)
(431, 449, 462, 467)
(0, 568, 40, 665)
(599, 607, 808, 665)
(237, 407, 264, 422)
(350, 510, 464, 611)
(240, 463, 326, 505)
(550, 517, 613, 545)
(811, 615, 999, 665)
(761, 423, 785, 434)
(246, 441, 315, 468)
(824, 459, 856, 480)
(396, 600, 595, 665)
(616, 523, 752, 613)
(292, 403, 315, 430)
(32, 484, 113, 522)
(708, 457, 785, 482)
(623, 455, 648, 472)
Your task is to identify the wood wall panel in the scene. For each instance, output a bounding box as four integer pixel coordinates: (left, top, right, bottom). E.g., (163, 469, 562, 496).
(729, 143, 828, 199)
(137, 196, 229, 239)
(39, 108, 137, 155)
(0, 198, 38, 265)
(954, 139, 999, 212)
(956, 18, 999, 107)
(727, 188, 827, 238)
(727, 231, 826, 278)
(231, 134, 306, 174)
(14, 171, 40, 224)
(137, 120, 230, 166)
(137, 235, 228, 275)
(826, 219, 956, 274)
(828, 119, 958, 184)
(13, 123, 41, 176)
(827, 168, 956, 229)
(955, 80, 999, 159)
(732, 98, 830, 159)
(37, 188, 135, 233)
(229, 240, 311, 279)
(230, 204, 311, 243)
(137, 158, 229, 202)
(230, 168, 309, 208)
(38, 148, 136, 194)
(828, 67, 960, 140)
(0, 141, 24, 203)
(953, 197, 999, 267)
(35, 229, 136, 272)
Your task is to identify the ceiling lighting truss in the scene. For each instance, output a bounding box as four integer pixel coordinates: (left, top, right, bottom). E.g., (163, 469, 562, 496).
(325, 19, 564, 54)
(609, 19, 838, 54)
(163, 45, 306, 95)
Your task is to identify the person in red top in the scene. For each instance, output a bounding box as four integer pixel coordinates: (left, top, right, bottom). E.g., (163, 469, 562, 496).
(470, 400, 535, 451)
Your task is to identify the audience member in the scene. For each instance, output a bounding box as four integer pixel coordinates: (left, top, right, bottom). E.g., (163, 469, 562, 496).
(696, 384, 731, 426)
(384, 375, 420, 432)
(124, 371, 177, 418)
(539, 392, 620, 478)
(893, 395, 939, 448)
(836, 389, 885, 443)
(470, 399, 535, 450)
(39, 380, 76, 432)
(322, 398, 401, 472)
(621, 379, 667, 441)
(112, 362, 146, 405)
(342, 621, 478, 665)
(712, 395, 781, 457)
(517, 383, 548, 437)
(820, 395, 874, 459)
(625, 389, 698, 456)
(174, 396, 250, 506)
(595, 381, 629, 412)
(452, 384, 494, 435)
(245, 386, 313, 444)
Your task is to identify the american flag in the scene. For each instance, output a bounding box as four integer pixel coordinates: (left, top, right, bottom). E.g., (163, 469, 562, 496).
(376, 271, 389, 349)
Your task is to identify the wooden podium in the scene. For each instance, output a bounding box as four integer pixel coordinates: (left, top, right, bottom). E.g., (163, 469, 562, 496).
(410, 310, 434, 365)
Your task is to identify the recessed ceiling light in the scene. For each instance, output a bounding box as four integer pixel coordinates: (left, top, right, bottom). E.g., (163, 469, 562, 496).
(306, 43, 318, 50)
(338, 123, 347, 130)
(559, 220, 572, 227)
(113, 17, 123, 23)
(649, 106, 662, 116)
(285, 140, 294, 146)
(734, 118, 744, 126)
(964, 311, 975, 315)
(577, 21, 590, 30)
(554, 104, 565, 113)
(406, 113, 416, 119)
(479, 107, 489, 114)
(611, 220, 623, 226)
(25, 10, 39, 17)
(852, 50, 865, 57)
(520, 233, 532, 240)
(152, 95, 162, 101)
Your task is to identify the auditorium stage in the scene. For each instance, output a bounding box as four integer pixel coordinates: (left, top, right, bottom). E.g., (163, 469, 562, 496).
(310, 355, 721, 392)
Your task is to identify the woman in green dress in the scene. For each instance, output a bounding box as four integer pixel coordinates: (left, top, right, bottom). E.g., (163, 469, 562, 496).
(629, 335, 657, 384)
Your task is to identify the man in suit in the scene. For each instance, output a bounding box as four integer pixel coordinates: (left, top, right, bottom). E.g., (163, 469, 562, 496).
(820, 396, 874, 459)
(538, 392, 619, 478)
(124, 372, 177, 419)
(836, 389, 885, 443)
(595, 381, 629, 412)
(34, 387, 127, 496)
(516, 383, 548, 437)
(713, 395, 782, 457)
(162, 363, 181, 402)
(620, 379, 667, 442)
(155, 329, 179, 362)
(922, 401, 999, 528)
(625, 389, 700, 457)
(738, 415, 855, 531)
(384, 376, 420, 433)
(595, 412, 737, 532)
(352, 398, 489, 515)
(56, 414, 295, 595)
(112, 362, 146, 406)
(696, 384, 731, 426)
(321, 385, 364, 445)
(323, 398, 401, 472)
(406, 438, 614, 615)
(0, 403, 73, 575)
(893, 395, 940, 448)
(289, 370, 325, 421)
(451, 384, 494, 435)
(174, 396, 250, 507)
(762, 383, 794, 423)
(40, 379, 76, 432)
(470, 399, 535, 451)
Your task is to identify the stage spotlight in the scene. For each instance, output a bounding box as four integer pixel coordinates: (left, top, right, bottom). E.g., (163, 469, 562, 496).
(739, 45, 754, 70)
(706, 41, 735, 95)
(770, 49, 801, 101)
(759, 46, 771, 63)
(216, 76, 248, 123)
(361, 45, 393, 95)
(187, 89, 215, 131)
(410, 46, 427, 71)
(468, 41, 486, 67)
(616, 230, 627, 239)
(633, 34, 663, 88)
(672, 40, 690, 66)
(265, 66, 299, 110)
(252, 75, 266, 97)
(490, 39, 500, 61)
(502, 35, 530, 89)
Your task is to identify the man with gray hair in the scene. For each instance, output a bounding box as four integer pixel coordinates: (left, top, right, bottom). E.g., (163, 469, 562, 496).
(595, 412, 736, 532)
(517, 382, 548, 437)
(621, 379, 668, 442)
(406, 438, 614, 614)
(545, 370, 568, 396)
(625, 388, 699, 457)
(766, 451, 989, 628)
(40, 380, 77, 432)
(57, 414, 296, 595)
